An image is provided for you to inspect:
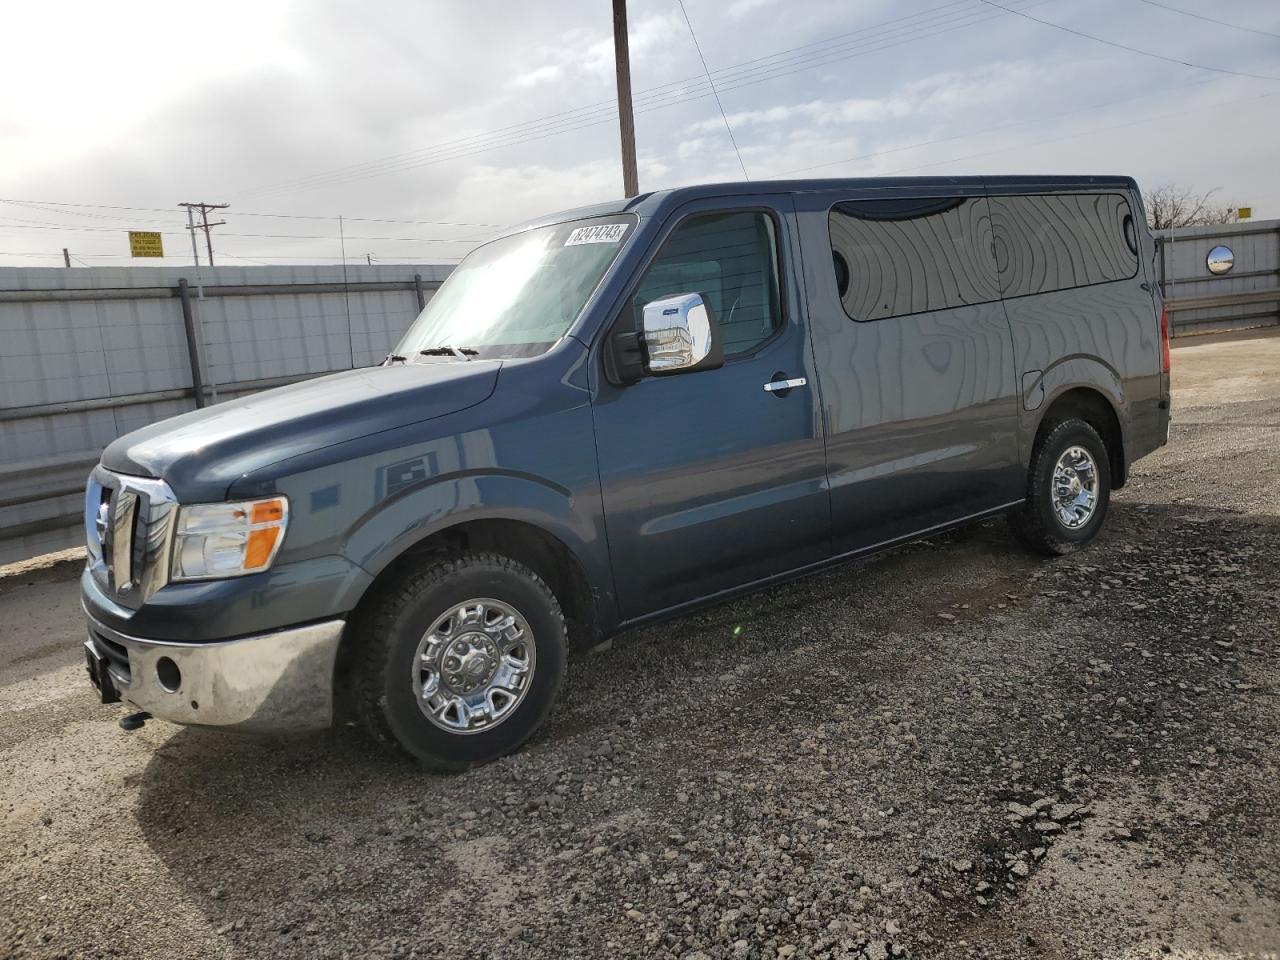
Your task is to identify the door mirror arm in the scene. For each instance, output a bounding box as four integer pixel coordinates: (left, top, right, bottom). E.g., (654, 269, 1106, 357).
(604, 329, 645, 385)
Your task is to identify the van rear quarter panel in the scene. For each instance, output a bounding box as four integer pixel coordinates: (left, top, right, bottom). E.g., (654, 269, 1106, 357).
(985, 179, 1164, 469)
(997, 245, 1163, 468)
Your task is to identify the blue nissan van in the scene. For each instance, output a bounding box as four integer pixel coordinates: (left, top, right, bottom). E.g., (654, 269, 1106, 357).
(81, 176, 1170, 768)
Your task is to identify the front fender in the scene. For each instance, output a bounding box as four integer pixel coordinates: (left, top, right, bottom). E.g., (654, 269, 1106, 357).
(335, 471, 615, 622)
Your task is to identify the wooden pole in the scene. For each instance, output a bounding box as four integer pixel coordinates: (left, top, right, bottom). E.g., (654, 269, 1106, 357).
(612, 0, 639, 197)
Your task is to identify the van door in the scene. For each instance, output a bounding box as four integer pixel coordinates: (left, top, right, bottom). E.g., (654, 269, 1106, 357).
(795, 190, 1022, 555)
(592, 197, 830, 621)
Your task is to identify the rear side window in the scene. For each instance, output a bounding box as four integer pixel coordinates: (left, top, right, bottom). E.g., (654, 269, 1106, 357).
(989, 193, 1139, 298)
(631, 211, 782, 355)
(828, 197, 998, 322)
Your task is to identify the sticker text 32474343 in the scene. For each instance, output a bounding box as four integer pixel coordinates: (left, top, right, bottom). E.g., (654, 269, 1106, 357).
(565, 223, 627, 246)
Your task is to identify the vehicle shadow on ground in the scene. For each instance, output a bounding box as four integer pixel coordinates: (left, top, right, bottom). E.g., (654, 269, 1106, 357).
(129, 513, 1030, 941)
(130, 498, 1275, 955)
(133, 511, 1022, 807)
(127, 506, 1061, 818)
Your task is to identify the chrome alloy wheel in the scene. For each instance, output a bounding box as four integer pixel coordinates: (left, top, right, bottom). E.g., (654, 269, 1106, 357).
(1051, 445, 1099, 530)
(412, 598, 535, 734)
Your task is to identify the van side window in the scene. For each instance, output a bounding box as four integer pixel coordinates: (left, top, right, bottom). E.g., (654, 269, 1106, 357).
(828, 197, 998, 322)
(989, 193, 1139, 298)
(632, 211, 782, 355)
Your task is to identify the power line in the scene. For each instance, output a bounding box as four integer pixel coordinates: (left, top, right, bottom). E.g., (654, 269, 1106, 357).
(4, 88, 1273, 267)
(1135, 0, 1280, 41)
(247, 1, 1039, 195)
(978, 0, 1280, 80)
(236, 0, 986, 198)
(769, 72, 1223, 177)
(677, 0, 749, 180)
(4, 1, 1272, 259)
(0, 198, 504, 228)
(239, 0, 1051, 199)
(0, 250, 464, 262)
(231, 211, 502, 228)
(2, 199, 180, 226)
(886, 87, 1277, 176)
(0, 221, 485, 243)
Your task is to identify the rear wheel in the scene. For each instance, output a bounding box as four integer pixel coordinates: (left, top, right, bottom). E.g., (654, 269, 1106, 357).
(353, 553, 567, 770)
(1009, 418, 1111, 556)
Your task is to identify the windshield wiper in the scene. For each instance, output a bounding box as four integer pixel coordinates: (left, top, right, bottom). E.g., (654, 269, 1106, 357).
(419, 346, 478, 361)
(383, 353, 408, 365)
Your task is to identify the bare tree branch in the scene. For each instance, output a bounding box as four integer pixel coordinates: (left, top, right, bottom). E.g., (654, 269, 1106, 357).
(1144, 183, 1238, 229)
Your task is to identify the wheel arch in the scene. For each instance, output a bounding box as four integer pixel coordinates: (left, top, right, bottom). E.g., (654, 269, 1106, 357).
(1032, 384, 1127, 488)
(328, 470, 614, 707)
(341, 510, 604, 679)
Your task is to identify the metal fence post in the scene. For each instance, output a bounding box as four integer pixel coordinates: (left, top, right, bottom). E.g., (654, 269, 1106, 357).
(177, 278, 207, 408)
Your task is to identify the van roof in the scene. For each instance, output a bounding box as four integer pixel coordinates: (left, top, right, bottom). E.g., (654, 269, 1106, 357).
(513, 174, 1140, 233)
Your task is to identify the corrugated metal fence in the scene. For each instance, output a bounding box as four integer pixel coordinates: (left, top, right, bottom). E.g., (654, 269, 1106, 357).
(4, 222, 1279, 566)
(0, 263, 450, 564)
(1156, 218, 1280, 336)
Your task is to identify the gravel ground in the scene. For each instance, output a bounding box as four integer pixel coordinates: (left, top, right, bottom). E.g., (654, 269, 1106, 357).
(2, 331, 1278, 960)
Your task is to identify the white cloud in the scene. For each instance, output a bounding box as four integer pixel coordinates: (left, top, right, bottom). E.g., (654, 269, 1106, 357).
(685, 96, 912, 134)
(726, 0, 780, 20)
(685, 61, 1046, 136)
(512, 64, 564, 88)
(2, 0, 1278, 268)
(509, 12, 684, 93)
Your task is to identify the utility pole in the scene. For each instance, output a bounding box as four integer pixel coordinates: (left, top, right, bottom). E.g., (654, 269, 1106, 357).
(179, 202, 229, 266)
(612, 0, 639, 197)
(183, 204, 201, 268)
(62, 248, 71, 268)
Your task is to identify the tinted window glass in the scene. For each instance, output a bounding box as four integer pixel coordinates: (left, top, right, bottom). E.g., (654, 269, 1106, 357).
(632, 211, 782, 355)
(989, 193, 1139, 298)
(828, 197, 998, 321)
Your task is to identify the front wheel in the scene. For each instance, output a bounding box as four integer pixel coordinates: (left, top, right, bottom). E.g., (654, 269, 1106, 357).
(1009, 418, 1112, 556)
(352, 553, 567, 771)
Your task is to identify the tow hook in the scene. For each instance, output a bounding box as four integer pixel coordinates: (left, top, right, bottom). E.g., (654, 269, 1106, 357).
(119, 711, 151, 731)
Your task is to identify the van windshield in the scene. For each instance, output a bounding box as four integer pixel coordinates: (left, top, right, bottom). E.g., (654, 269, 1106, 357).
(397, 215, 637, 360)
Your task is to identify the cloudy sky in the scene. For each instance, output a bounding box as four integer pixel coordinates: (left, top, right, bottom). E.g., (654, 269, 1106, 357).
(1, 0, 1277, 268)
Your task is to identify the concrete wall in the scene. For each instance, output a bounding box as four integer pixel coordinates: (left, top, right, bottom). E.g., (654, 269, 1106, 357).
(0, 263, 450, 564)
(1155, 219, 1280, 336)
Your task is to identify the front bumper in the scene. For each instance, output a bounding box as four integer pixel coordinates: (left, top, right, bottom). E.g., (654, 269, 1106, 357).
(83, 608, 344, 733)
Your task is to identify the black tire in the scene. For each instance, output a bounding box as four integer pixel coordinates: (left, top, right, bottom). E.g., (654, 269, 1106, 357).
(352, 552, 567, 771)
(1009, 418, 1112, 556)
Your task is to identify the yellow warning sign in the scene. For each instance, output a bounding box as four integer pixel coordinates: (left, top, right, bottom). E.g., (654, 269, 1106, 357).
(1236, 206, 1252, 221)
(128, 231, 164, 258)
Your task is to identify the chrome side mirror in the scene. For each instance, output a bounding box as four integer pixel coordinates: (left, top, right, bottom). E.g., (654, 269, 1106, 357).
(641, 292, 724, 375)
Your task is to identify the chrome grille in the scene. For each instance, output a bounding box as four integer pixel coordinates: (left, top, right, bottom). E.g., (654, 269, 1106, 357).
(85, 468, 178, 607)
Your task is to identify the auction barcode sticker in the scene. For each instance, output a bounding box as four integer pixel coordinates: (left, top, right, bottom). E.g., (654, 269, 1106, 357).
(565, 223, 628, 246)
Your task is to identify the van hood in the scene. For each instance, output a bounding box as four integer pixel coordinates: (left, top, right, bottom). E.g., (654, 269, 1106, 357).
(101, 361, 501, 501)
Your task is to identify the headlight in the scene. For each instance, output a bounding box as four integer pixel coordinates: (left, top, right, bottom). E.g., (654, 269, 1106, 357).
(171, 496, 289, 581)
